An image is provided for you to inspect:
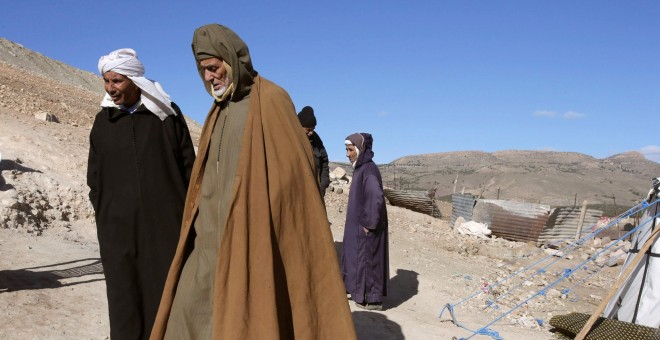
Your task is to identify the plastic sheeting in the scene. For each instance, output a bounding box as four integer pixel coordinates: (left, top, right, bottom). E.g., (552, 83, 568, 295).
(603, 199, 660, 327)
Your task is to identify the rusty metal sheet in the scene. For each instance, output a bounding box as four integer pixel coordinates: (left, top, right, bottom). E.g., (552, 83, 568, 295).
(450, 197, 604, 244)
(474, 199, 552, 243)
(384, 188, 441, 218)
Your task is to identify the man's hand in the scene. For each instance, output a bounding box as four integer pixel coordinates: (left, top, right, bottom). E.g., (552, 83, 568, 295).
(363, 227, 369, 235)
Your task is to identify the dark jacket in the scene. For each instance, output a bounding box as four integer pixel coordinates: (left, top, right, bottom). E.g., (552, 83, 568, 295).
(341, 133, 389, 304)
(87, 102, 195, 340)
(309, 132, 330, 197)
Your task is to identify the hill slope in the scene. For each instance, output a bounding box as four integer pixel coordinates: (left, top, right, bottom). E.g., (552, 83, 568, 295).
(383, 150, 659, 207)
(0, 38, 201, 140)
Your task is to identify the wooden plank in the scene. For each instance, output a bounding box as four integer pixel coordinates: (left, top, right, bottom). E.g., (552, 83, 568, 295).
(575, 224, 660, 340)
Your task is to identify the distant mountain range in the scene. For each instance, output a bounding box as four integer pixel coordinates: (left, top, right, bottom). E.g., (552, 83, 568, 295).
(331, 150, 660, 209)
(3, 37, 657, 208)
(334, 150, 659, 207)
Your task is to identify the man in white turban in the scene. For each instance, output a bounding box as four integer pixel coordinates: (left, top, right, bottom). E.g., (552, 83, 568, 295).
(97, 48, 177, 120)
(87, 48, 196, 340)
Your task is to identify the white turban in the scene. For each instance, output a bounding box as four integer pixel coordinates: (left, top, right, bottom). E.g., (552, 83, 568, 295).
(98, 48, 176, 121)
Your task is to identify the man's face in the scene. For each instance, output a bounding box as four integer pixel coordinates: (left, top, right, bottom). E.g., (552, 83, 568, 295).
(302, 127, 314, 137)
(103, 71, 140, 107)
(200, 57, 231, 97)
(346, 144, 358, 163)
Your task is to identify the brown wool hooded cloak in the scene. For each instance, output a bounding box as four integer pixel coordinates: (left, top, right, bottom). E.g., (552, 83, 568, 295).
(151, 24, 356, 339)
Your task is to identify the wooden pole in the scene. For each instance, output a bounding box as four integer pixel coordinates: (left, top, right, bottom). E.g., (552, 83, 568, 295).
(393, 164, 396, 189)
(575, 200, 588, 240)
(575, 225, 660, 340)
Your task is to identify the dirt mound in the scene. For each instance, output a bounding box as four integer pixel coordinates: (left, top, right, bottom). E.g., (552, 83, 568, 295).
(0, 109, 96, 241)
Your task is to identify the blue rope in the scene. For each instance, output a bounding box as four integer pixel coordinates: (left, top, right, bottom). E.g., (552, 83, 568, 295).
(465, 212, 659, 339)
(446, 201, 646, 315)
(446, 199, 655, 315)
(561, 250, 628, 298)
(566, 212, 658, 284)
(481, 202, 650, 308)
(441, 304, 504, 340)
(440, 199, 659, 339)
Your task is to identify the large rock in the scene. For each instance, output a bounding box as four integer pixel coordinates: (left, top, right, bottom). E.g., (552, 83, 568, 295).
(35, 111, 60, 123)
(456, 221, 491, 239)
(330, 167, 346, 181)
(607, 248, 627, 267)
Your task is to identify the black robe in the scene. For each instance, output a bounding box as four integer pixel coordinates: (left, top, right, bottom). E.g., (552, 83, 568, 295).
(308, 132, 330, 197)
(87, 103, 195, 340)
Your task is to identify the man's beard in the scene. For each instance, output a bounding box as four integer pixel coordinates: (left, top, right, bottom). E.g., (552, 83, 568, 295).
(211, 76, 233, 102)
(211, 61, 234, 102)
(213, 84, 229, 97)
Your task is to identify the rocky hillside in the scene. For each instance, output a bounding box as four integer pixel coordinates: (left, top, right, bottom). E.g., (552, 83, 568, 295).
(0, 38, 103, 94)
(0, 38, 201, 140)
(380, 150, 660, 207)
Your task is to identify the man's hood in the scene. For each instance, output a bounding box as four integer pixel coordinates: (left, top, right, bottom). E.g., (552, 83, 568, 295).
(192, 24, 258, 101)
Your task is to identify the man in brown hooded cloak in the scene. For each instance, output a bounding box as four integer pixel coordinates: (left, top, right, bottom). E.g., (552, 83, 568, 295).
(150, 24, 356, 340)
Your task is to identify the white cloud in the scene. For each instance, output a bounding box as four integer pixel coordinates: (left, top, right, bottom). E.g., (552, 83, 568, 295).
(640, 145, 660, 163)
(533, 110, 557, 118)
(377, 111, 389, 118)
(533, 110, 587, 120)
(563, 111, 586, 119)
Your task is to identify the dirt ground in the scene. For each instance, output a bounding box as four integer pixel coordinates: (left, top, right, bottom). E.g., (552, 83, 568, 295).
(0, 111, 618, 339)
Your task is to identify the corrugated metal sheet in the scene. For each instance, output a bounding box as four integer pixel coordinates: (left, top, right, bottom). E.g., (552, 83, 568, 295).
(450, 197, 602, 244)
(451, 194, 476, 225)
(473, 199, 552, 243)
(538, 207, 603, 244)
(384, 188, 441, 218)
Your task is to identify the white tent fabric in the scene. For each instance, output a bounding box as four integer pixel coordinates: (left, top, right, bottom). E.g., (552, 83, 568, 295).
(603, 187, 660, 328)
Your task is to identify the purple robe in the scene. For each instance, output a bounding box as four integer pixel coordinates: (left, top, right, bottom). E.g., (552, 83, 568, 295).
(341, 133, 389, 304)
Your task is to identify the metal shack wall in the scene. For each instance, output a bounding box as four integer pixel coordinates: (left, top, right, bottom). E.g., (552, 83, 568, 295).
(451, 194, 477, 225)
(473, 199, 552, 243)
(538, 207, 603, 245)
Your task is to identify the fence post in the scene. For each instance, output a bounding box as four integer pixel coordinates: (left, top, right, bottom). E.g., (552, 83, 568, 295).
(575, 200, 588, 240)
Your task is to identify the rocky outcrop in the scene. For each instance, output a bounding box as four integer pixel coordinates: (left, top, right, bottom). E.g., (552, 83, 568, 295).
(0, 159, 93, 235)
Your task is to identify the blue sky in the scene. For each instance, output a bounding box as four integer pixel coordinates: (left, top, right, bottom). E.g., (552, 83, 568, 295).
(1, 1, 659, 163)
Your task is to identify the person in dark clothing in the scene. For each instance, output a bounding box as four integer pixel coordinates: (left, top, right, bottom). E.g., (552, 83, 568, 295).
(87, 48, 195, 340)
(298, 106, 330, 198)
(342, 132, 389, 311)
